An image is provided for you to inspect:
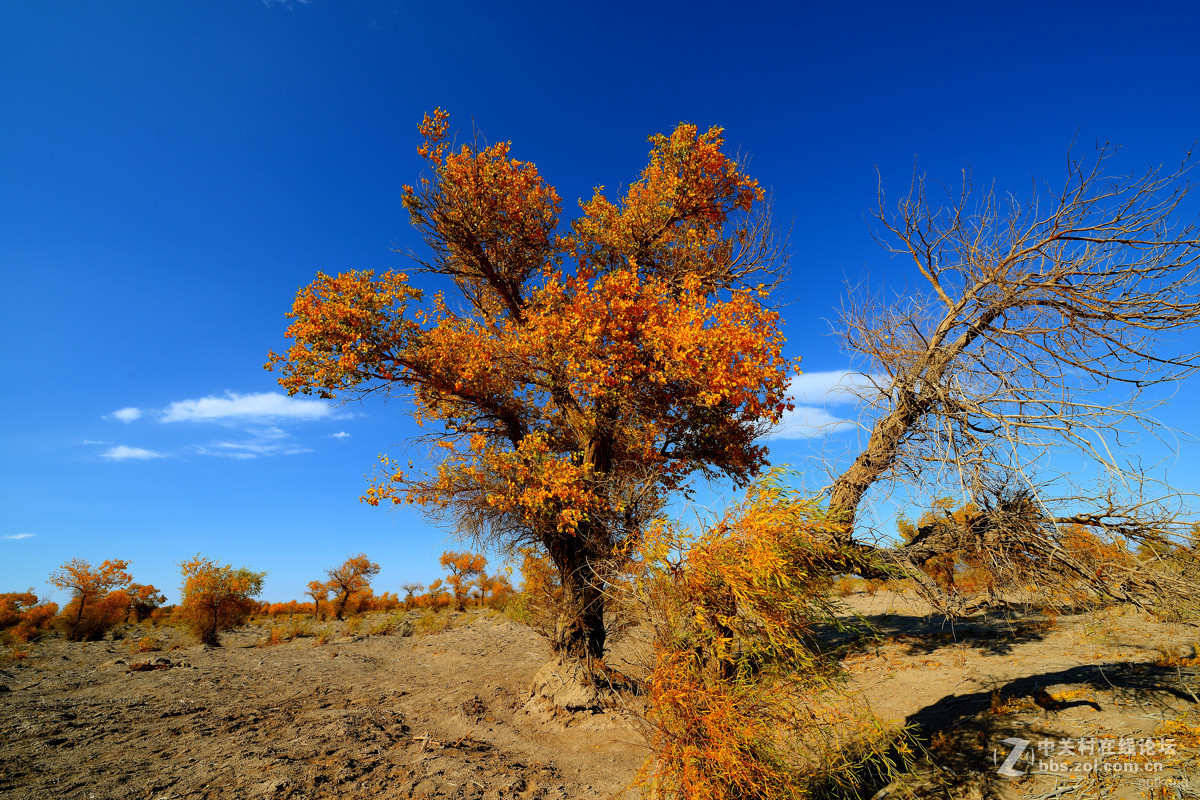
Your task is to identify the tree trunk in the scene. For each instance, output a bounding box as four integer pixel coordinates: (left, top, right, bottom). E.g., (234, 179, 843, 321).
(546, 532, 606, 660)
(828, 393, 925, 540)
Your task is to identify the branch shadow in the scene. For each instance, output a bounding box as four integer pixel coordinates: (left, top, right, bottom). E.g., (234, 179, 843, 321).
(895, 662, 1199, 795)
(815, 605, 1063, 657)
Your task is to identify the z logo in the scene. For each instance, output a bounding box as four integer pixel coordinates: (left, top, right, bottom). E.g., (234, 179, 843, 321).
(995, 737, 1030, 777)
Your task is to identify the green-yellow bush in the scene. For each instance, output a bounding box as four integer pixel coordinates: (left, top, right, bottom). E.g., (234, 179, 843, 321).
(632, 471, 912, 799)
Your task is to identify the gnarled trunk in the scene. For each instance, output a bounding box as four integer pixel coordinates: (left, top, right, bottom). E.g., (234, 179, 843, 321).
(828, 392, 926, 539)
(545, 528, 606, 660)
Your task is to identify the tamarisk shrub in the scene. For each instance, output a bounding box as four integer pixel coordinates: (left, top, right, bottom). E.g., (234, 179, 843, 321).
(0, 591, 58, 643)
(631, 471, 912, 799)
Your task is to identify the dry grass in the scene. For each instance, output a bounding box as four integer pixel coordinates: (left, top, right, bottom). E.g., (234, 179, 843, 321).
(413, 610, 457, 636)
(1152, 644, 1200, 668)
(129, 635, 163, 653)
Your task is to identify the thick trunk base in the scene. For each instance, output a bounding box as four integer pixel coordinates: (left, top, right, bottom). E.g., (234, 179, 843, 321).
(527, 657, 603, 712)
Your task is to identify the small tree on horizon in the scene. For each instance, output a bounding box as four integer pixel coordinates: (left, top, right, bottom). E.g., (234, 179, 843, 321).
(422, 579, 450, 610)
(400, 582, 424, 610)
(125, 583, 167, 623)
(305, 580, 329, 619)
(178, 555, 266, 646)
(48, 558, 134, 641)
(324, 553, 380, 619)
(439, 551, 487, 612)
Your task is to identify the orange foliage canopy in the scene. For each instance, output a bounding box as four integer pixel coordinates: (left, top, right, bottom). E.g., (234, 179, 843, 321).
(0, 591, 58, 643)
(439, 551, 487, 611)
(268, 110, 795, 657)
(324, 553, 380, 619)
(48, 558, 132, 604)
(48, 558, 134, 641)
(178, 555, 265, 646)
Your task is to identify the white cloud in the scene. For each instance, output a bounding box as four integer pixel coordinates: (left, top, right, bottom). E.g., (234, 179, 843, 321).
(160, 392, 332, 423)
(262, 0, 310, 7)
(772, 406, 858, 439)
(192, 427, 310, 459)
(787, 370, 878, 405)
(101, 445, 166, 461)
(110, 407, 143, 423)
(330, 431, 351, 439)
(4, 533, 36, 541)
(82, 439, 110, 445)
(770, 370, 878, 439)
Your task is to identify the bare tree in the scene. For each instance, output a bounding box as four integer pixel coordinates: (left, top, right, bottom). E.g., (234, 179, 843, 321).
(400, 582, 424, 611)
(826, 145, 1200, 611)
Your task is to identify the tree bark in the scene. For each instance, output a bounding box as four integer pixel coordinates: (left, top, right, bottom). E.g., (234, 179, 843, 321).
(545, 529, 606, 660)
(827, 393, 925, 539)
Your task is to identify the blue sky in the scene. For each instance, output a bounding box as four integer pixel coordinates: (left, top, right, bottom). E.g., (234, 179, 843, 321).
(3, 1, 1199, 604)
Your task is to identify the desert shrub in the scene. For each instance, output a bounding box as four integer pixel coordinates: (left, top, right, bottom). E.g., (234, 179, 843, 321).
(259, 626, 290, 647)
(3, 642, 32, 663)
(287, 617, 314, 638)
(479, 572, 515, 609)
(0, 591, 58, 643)
(420, 578, 452, 611)
(632, 471, 911, 799)
(367, 613, 413, 636)
(834, 577, 856, 597)
(503, 593, 533, 625)
(125, 584, 167, 623)
(130, 635, 163, 653)
(374, 591, 401, 612)
(265, 600, 317, 617)
(178, 555, 266, 646)
(48, 558, 134, 641)
(400, 582, 424, 611)
(148, 606, 175, 627)
(413, 609, 456, 636)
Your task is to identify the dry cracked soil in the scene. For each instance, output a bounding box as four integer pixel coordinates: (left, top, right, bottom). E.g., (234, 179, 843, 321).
(0, 613, 645, 800)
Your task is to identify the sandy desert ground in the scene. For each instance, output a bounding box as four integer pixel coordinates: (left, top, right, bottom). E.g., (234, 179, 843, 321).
(1, 594, 1198, 799)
